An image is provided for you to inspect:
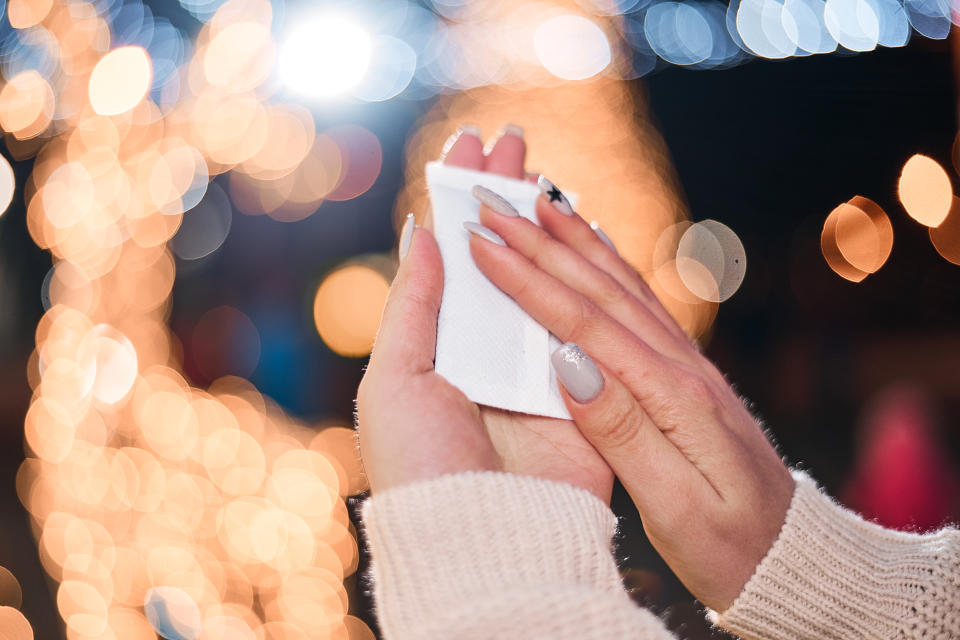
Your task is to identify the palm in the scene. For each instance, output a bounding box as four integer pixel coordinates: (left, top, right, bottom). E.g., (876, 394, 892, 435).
(410, 374, 614, 501)
(481, 407, 613, 501)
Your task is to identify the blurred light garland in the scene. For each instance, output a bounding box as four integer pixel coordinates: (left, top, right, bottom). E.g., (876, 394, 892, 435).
(3, 0, 375, 638)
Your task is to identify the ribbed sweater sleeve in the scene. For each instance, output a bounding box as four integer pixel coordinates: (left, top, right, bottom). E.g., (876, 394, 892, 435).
(363, 470, 960, 639)
(361, 471, 675, 639)
(711, 470, 960, 640)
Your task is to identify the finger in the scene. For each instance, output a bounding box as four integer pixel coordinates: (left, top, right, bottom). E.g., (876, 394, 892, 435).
(369, 220, 443, 376)
(472, 194, 698, 366)
(465, 224, 676, 402)
(441, 126, 484, 170)
(483, 124, 526, 178)
(550, 342, 714, 513)
(467, 223, 750, 494)
(535, 176, 689, 343)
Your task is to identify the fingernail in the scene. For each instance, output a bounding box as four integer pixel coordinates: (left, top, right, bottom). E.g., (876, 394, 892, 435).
(472, 185, 519, 217)
(501, 123, 524, 138)
(463, 221, 506, 246)
(538, 175, 574, 216)
(551, 342, 603, 403)
(399, 213, 415, 260)
(590, 221, 618, 254)
(442, 125, 481, 155)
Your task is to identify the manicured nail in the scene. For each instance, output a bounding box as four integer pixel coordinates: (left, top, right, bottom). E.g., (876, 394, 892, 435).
(501, 123, 524, 138)
(590, 221, 617, 254)
(399, 213, 415, 260)
(472, 185, 518, 217)
(551, 342, 603, 403)
(538, 175, 574, 216)
(442, 125, 482, 155)
(463, 221, 506, 246)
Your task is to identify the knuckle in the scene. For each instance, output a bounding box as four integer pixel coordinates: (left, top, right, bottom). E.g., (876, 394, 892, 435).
(679, 371, 713, 403)
(508, 275, 533, 303)
(591, 397, 642, 450)
(522, 222, 558, 259)
(525, 228, 553, 266)
(551, 294, 588, 341)
(567, 298, 603, 343)
(595, 274, 630, 309)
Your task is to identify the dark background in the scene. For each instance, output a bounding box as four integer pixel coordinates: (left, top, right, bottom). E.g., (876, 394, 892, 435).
(0, 15, 957, 639)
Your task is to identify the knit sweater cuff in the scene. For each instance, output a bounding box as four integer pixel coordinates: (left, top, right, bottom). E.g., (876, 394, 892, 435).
(711, 470, 960, 640)
(362, 472, 630, 637)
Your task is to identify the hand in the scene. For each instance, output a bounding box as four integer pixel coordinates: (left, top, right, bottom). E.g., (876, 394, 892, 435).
(464, 185, 796, 612)
(357, 126, 614, 501)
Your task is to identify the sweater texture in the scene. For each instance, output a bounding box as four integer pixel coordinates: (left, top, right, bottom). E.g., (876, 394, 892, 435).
(362, 470, 960, 639)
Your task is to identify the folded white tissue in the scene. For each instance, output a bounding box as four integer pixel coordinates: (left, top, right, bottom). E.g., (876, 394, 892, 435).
(425, 161, 574, 420)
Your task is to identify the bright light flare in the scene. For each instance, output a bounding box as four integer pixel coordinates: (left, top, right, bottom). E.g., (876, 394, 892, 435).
(534, 15, 611, 80)
(279, 16, 372, 98)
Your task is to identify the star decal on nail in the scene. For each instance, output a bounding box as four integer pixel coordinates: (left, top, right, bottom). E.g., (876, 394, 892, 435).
(546, 186, 564, 203)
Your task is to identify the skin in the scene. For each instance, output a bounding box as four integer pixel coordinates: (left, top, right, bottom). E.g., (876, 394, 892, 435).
(358, 127, 614, 502)
(356, 127, 795, 613)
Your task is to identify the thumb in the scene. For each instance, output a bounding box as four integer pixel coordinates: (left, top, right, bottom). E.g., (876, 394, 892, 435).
(369, 215, 444, 375)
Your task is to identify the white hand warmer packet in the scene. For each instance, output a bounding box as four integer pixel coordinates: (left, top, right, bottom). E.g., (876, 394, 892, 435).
(425, 161, 573, 420)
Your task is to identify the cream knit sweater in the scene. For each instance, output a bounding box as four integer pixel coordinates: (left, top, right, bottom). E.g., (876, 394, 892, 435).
(362, 470, 960, 639)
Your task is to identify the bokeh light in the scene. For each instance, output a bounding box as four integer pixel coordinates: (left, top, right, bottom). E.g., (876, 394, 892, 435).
(0, 568, 23, 609)
(0, 605, 33, 640)
(929, 197, 960, 265)
(279, 16, 372, 98)
(9, 1, 380, 637)
(676, 219, 747, 303)
(313, 264, 390, 358)
(89, 46, 152, 116)
(824, 0, 881, 52)
(645, 2, 714, 67)
(821, 196, 894, 282)
(0, 154, 15, 215)
(171, 181, 232, 261)
(899, 154, 953, 227)
(534, 14, 612, 80)
(0, 70, 54, 140)
(354, 35, 417, 102)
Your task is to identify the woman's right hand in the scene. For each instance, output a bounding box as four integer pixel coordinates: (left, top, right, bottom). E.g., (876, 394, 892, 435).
(465, 188, 797, 613)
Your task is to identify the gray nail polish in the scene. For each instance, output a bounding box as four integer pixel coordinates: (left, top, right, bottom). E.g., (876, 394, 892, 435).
(399, 213, 415, 260)
(537, 175, 574, 216)
(471, 185, 519, 217)
(463, 221, 506, 246)
(590, 221, 618, 254)
(551, 342, 603, 403)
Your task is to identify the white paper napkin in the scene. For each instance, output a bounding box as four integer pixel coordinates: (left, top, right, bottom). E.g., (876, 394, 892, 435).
(425, 161, 571, 420)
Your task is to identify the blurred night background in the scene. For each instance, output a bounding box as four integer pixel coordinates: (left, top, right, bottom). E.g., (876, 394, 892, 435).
(0, 0, 959, 638)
